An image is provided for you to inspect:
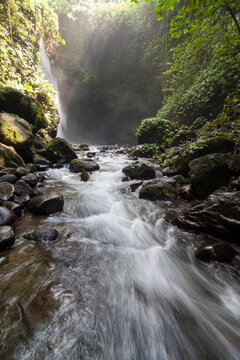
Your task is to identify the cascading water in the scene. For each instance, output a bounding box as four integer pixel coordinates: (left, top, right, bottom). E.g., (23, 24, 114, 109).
(40, 40, 66, 138)
(1, 148, 239, 360)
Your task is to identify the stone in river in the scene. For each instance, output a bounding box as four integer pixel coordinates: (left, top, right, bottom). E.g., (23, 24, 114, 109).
(0, 226, 15, 251)
(28, 193, 64, 214)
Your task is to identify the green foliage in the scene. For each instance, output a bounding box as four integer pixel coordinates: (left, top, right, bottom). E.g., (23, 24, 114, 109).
(136, 117, 179, 146)
(0, 0, 59, 127)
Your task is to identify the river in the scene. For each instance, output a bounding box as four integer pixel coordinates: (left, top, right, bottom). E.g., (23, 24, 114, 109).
(0, 147, 240, 360)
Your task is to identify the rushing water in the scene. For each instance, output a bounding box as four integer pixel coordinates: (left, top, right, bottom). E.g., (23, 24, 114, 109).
(0, 148, 240, 360)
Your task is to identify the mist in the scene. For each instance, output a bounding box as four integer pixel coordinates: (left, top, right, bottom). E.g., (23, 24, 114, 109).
(51, 0, 168, 145)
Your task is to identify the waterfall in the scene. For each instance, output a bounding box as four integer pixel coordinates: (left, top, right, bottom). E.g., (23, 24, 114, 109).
(40, 40, 66, 138)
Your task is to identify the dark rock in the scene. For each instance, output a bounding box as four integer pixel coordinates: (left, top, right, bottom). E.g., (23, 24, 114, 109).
(171, 190, 240, 242)
(178, 184, 194, 200)
(24, 229, 59, 242)
(175, 137, 235, 176)
(122, 163, 155, 180)
(162, 167, 178, 176)
(0, 174, 17, 183)
(130, 182, 143, 192)
(28, 192, 64, 214)
(0, 207, 16, 225)
(139, 182, 176, 201)
(0, 182, 15, 201)
(46, 137, 77, 163)
(14, 194, 31, 205)
(0, 142, 25, 168)
(0, 226, 15, 251)
(15, 167, 27, 178)
(121, 176, 129, 182)
(33, 154, 52, 167)
(21, 172, 46, 187)
(25, 163, 37, 173)
(87, 152, 96, 158)
(170, 129, 196, 147)
(172, 175, 190, 185)
(35, 164, 49, 172)
(189, 117, 208, 131)
(189, 153, 239, 198)
(2, 201, 23, 216)
(14, 180, 33, 196)
(80, 172, 90, 182)
(79, 143, 90, 151)
(194, 243, 238, 263)
(70, 159, 100, 173)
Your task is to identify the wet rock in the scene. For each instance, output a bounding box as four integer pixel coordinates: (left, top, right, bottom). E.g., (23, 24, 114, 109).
(0, 207, 16, 225)
(14, 180, 33, 197)
(33, 154, 52, 167)
(46, 137, 77, 163)
(87, 152, 96, 158)
(0, 226, 15, 251)
(194, 243, 238, 263)
(172, 175, 190, 186)
(139, 182, 176, 201)
(162, 167, 178, 176)
(35, 164, 49, 172)
(70, 158, 100, 173)
(122, 163, 155, 180)
(21, 172, 46, 187)
(0, 256, 6, 265)
(171, 190, 240, 242)
(0, 174, 17, 183)
(130, 182, 143, 192)
(189, 153, 239, 198)
(2, 201, 23, 216)
(24, 229, 59, 242)
(175, 137, 235, 176)
(79, 143, 90, 151)
(178, 184, 194, 200)
(0, 182, 15, 201)
(28, 192, 64, 214)
(80, 172, 90, 182)
(25, 163, 37, 173)
(121, 176, 129, 182)
(14, 194, 31, 205)
(14, 167, 27, 178)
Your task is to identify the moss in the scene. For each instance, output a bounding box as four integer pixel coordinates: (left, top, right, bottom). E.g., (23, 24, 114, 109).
(0, 143, 25, 168)
(46, 137, 77, 162)
(139, 182, 176, 201)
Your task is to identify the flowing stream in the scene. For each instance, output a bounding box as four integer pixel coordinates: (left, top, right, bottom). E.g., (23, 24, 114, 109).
(0, 148, 240, 360)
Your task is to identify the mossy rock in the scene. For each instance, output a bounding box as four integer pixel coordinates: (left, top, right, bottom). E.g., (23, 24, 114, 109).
(139, 182, 176, 201)
(70, 159, 99, 172)
(0, 143, 25, 168)
(46, 137, 77, 163)
(122, 163, 156, 180)
(189, 153, 238, 198)
(169, 129, 196, 147)
(189, 117, 208, 131)
(175, 136, 235, 176)
(129, 144, 160, 158)
(0, 87, 48, 133)
(0, 113, 34, 161)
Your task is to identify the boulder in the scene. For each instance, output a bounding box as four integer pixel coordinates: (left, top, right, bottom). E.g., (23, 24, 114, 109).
(178, 184, 194, 200)
(14, 167, 27, 178)
(79, 143, 90, 151)
(0, 226, 15, 251)
(70, 159, 100, 173)
(130, 182, 143, 192)
(171, 190, 240, 242)
(0, 207, 16, 225)
(33, 154, 52, 167)
(194, 243, 238, 263)
(25, 163, 37, 173)
(46, 137, 77, 163)
(189, 117, 208, 131)
(14, 194, 31, 205)
(2, 201, 23, 216)
(24, 229, 59, 242)
(139, 182, 176, 201)
(189, 153, 239, 198)
(129, 144, 159, 158)
(14, 180, 33, 196)
(21, 172, 46, 187)
(0, 87, 48, 132)
(28, 192, 64, 214)
(175, 137, 235, 176)
(0, 142, 25, 168)
(0, 113, 33, 161)
(87, 152, 96, 158)
(0, 182, 15, 201)
(80, 171, 90, 182)
(0, 174, 17, 184)
(169, 129, 196, 147)
(122, 163, 155, 180)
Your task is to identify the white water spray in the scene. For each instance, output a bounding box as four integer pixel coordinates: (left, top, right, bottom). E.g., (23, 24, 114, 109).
(40, 40, 67, 138)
